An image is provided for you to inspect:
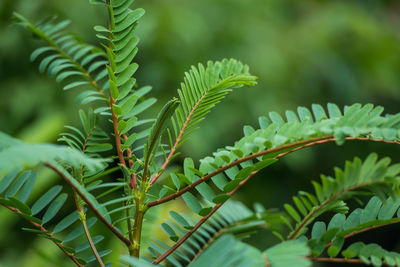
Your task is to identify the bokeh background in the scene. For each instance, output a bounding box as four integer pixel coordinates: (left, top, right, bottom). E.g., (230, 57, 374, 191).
(1, 0, 400, 266)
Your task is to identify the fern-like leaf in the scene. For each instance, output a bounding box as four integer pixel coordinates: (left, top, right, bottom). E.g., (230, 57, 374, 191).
(307, 195, 400, 258)
(13, 13, 108, 106)
(0, 131, 107, 175)
(148, 104, 400, 218)
(283, 153, 400, 240)
(146, 201, 283, 266)
(0, 170, 111, 265)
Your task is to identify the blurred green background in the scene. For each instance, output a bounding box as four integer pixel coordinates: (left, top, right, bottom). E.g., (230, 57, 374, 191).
(1, 0, 400, 266)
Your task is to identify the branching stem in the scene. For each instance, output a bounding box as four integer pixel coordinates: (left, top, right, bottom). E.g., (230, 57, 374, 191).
(1, 204, 83, 267)
(147, 136, 400, 208)
(288, 180, 385, 240)
(21, 18, 104, 94)
(324, 219, 400, 249)
(45, 163, 132, 247)
(152, 171, 258, 264)
(150, 94, 207, 185)
(309, 257, 365, 264)
(110, 94, 127, 167)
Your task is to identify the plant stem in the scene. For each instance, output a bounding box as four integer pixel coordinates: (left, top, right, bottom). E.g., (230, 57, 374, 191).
(309, 257, 364, 264)
(1, 204, 83, 267)
(132, 185, 149, 257)
(110, 93, 127, 167)
(147, 136, 400, 208)
(132, 207, 145, 257)
(288, 180, 384, 240)
(148, 136, 333, 208)
(152, 171, 258, 264)
(45, 163, 132, 247)
(81, 211, 105, 267)
(74, 192, 105, 267)
(323, 219, 400, 249)
(150, 94, 206, 185)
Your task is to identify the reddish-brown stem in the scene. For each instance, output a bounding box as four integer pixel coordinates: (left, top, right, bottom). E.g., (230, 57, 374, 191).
(45, 163, 132, 247)
(152, 171, 258, 265)
(324, 219, 400, 249)
(1, 204, 83, 266)
(148, 136, 333, 208)
(150, 94, 207, 185)
(147, 136, 400, 208)
(110, 93, 127, 167)
(309, 257, 364, 264)
(288, 180, 384, 240)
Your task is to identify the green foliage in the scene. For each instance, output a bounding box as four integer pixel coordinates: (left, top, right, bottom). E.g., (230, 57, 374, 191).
(2, 0, 400, 266)
(264, 240, 311, 267)
(169, 59, 257, 150)
(0, 170, 110, 265)
(307, 195, 400, 259)
(282, 153, 400, 240)
(341, 242, 400, 266)
(0, 131, 107, 175)
(13, 12, 108, 106)
(59, 108, 112, 155)
(147, 200, 283, 265)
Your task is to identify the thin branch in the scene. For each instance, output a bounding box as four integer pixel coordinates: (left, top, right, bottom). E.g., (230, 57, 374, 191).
(147, 136, 400, 208)
(288, 180, 385, 240)
(324, 219, 400, 249)
(81, 214, 105, 267)
(22, 18, 104, 94)
(152, 171, 258, 265)
(1, 204, 83, 267)
(309, 257, 364, 264)
(45, 162, 132, 247)
(110, 93, 127, 168)
(74, 193, 105, 267)
(150, 94, 207, 185)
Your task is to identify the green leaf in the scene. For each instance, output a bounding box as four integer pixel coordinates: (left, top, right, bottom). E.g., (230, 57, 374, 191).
(0, 169, 21, 194)
(169, 211, 191, 229)
(42, 193, 68, 224)
(5, 171, 31, 198)
(191, 234, 264, 267)
(120, 94, 138, 116)
(31, 185, 63, 215)
(327, 237, 344, 257)
(8, 197, 31, 215)
(170, 173, 181, 190)
(110, 80, 119, 99)
(144, 98, 180, 164)
(85, 143, 113, 153)
(116, 63, 138, 87)
(53, 211, 80, 233)
(114, 9, 145, 32)
(284, 204, 301, 223)
(17, 172, 37, 203)
(120, 255, 158, 267)
(171, 59, 257, 150)
(212, 194, 230, 204)
(79, 109, 90, 134)
(182, 192, 202, 214)
(161, 223, 178, 242)
(63, 81, 90, 91)
(264, 240, 311, 267)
